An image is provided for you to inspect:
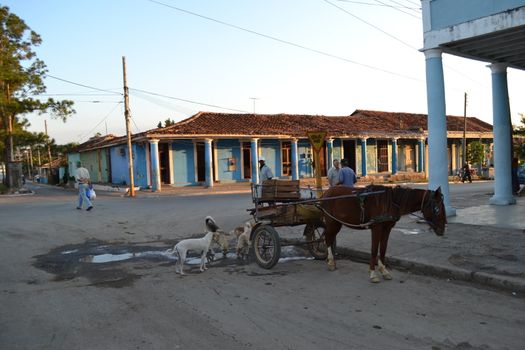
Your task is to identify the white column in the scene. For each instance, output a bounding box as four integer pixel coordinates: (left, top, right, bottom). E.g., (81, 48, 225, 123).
(326, 138, 334, 175)
(291, 138, 299, 180)
(204, 139, 213, 188)
(251, 139, 259, 184)
(424, 48, 455, 216)
(489, 63, 516, 205)
(149, 139, 161, 192)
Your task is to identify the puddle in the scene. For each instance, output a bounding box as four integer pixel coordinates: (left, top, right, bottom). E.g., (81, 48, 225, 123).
(33, 237, 314, 288)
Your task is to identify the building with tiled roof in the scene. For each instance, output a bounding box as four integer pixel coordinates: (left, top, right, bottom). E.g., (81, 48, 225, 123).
(67, 109, 495, 191)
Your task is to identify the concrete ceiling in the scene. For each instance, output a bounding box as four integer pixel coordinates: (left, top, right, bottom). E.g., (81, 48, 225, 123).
(442, 25, 525, 70)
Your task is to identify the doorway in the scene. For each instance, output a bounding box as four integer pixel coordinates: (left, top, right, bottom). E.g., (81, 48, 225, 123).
(342, 140, 357, 171)
(159, 143, 171, 184)
(242, 142, 252, 179)
(377, 140, 389, 172)
(195, 142, 215, 183)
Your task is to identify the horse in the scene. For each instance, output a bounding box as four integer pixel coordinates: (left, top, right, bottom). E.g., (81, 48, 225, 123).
(319, 185, 446, 283)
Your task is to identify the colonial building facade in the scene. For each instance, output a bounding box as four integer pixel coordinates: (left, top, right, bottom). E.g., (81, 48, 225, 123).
(70, 110, 494, 192)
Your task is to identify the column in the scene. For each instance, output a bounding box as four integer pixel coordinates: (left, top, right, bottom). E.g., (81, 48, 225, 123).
(391, 138, 398, 175)
(360, 138, 367, 177)
(326, 138, 334, 174)
(251, 139, 259, 184)
(489, 64, 516, 205)
(417, 138, 425, 173)
(204, 139, 213, 188)
(291, 138, 299, 181)
(149, 139, 161, 192)
(424, 49, 455, 216)
(451, 142, 457, 175)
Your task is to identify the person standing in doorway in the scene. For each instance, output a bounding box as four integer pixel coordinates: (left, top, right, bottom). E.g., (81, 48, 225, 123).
(339, 159, 357, 187)
(258, 158, 273, 183)
(75, 161, 93, 211)
(327, 159, 341, 187)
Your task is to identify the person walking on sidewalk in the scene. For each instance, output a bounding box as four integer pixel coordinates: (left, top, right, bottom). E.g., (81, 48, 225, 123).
(75, 161, 93, 211)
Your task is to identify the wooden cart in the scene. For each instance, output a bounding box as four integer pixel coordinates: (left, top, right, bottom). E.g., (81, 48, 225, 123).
(249, 180, 328, 269)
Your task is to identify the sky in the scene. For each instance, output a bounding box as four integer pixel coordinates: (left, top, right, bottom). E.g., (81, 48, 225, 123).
(4, 0, 525, 145)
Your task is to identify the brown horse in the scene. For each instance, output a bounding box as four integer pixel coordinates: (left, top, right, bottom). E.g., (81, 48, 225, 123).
(319, 185, 446, 282)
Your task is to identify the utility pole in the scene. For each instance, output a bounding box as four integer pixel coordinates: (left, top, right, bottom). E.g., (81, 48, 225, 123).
(462, 92, 468, 166)
(44, 120, 52, 164)
(249, 97, 259, 115)
(122, 56, 135, 197)
(28, 146, 34, 179)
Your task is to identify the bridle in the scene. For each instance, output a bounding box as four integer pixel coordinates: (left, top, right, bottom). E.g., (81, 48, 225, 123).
(415, 189, 444, 230)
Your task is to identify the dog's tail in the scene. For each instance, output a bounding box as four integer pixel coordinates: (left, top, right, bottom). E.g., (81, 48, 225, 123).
(165, 247, 175, 254)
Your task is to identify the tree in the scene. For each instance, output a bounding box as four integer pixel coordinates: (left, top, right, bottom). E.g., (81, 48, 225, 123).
(1, 6, 75, 187)
(157, 118, 176, 128)
(467, 141, 485, 166)
(513, 113, 525, 161)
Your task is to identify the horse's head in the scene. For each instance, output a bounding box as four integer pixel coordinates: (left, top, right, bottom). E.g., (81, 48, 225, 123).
(421, 187, 447, 236)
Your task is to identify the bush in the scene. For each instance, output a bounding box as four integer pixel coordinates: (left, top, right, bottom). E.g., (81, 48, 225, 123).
(0, 183, 7, 194)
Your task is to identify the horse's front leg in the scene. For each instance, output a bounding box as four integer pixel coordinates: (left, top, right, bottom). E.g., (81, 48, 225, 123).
(325, 220, 341, 271)
(369, 226, 382, 283)
(378, 225, 394, 280)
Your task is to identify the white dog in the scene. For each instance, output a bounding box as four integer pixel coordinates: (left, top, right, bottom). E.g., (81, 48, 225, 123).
(232, 220, 253, 260)
(167, 216, 220, 275)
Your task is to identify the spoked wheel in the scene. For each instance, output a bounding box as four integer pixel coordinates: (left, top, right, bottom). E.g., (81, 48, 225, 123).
(252, 224, 281, 269)
(304, 222, 329, 260)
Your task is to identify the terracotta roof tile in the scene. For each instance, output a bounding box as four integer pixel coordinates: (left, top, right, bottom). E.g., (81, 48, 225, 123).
(142, 110, 493, 139)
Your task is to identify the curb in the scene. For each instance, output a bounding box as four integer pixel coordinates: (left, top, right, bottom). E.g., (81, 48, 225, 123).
(338, 247, 525, 295)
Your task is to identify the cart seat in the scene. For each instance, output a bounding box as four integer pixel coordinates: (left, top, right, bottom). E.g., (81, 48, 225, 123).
(259, 179, 301, 203)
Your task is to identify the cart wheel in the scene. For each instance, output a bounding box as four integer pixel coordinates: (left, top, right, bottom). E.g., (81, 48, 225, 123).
(252, 225, 281, 269)
(304, 222, 329, 260)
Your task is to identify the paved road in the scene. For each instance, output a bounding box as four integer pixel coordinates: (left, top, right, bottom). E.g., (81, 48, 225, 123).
(1, 182, 524, 349)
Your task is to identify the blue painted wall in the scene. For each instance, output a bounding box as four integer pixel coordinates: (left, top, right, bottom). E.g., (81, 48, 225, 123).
(259, 140, 281, 178)
(110, 144, 148, 188)
(216, 139, 242, 182)
(297, 140, 313, 178)
(173, 140, 195, 185)
(430, 0, 525, 30)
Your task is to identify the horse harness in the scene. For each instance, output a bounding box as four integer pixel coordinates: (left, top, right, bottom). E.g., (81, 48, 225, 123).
(316, 187, 399, 229)
(317, 187, 443, 230)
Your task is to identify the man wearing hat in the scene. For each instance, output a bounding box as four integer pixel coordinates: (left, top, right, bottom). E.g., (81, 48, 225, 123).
(75, 161, 93, 211)
(258, 157, 273, 184)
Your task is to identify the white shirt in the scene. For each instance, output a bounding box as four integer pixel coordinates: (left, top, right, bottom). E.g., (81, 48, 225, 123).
(327, 166, 340, 187)
(259, 164, 273, 183)
(75, 167, 90, 184)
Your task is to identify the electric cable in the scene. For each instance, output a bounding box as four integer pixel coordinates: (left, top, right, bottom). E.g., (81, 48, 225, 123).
(146, 0, 422, 82)
(47, 74, 123, 95)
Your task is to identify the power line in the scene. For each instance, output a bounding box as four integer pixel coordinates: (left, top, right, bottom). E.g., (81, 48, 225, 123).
(130, 87, 251, 113)
(46, 74, 123, 95)
(336, 0, 419, 11)
(400, 0, 421, 7)
(323, 0, 419, 49)
(146, 0, 422, 82)
(381, 0, 420, 12)
(77, 101, 122, 142)
(371, 0, 421, 18)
